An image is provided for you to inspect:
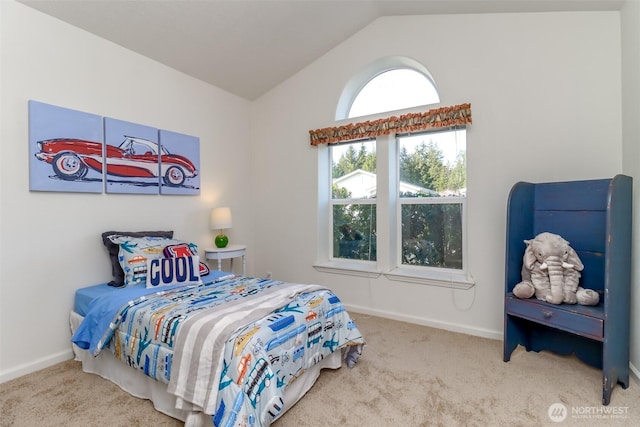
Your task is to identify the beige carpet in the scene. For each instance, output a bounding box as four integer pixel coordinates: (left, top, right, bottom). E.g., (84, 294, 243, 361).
(1, 313, 637, 426)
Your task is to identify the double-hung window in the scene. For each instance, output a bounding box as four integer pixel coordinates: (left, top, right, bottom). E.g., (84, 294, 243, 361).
(391, 129, 470, 287)
(319, 127, 470, 287)
(331, 140, 377, 263)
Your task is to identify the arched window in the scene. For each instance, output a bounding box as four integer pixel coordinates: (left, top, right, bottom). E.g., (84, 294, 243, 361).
(349, 69, 440, 119)
(336, 56, 440, 120)
(316, 57, 473, 289)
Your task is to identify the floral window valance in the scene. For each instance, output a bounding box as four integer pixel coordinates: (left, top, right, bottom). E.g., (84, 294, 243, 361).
(309, 103, 471, 146)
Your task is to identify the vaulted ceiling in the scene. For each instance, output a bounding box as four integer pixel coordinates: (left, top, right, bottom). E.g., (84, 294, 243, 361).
(20, 0, 624, 100)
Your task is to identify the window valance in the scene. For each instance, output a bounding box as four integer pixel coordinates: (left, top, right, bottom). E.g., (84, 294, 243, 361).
(309, 103, 471, 146)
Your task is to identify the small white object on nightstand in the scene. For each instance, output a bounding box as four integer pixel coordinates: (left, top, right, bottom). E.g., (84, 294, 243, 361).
(204, 245, 246, 276)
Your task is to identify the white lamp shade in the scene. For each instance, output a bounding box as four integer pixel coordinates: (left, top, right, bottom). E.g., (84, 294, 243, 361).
(210, 207, 232, 230)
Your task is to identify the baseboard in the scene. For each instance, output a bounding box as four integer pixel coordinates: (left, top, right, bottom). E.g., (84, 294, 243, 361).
(0, 349, 74, 384)
(629, 362, 640, 383)
(344, 303, 503, 341)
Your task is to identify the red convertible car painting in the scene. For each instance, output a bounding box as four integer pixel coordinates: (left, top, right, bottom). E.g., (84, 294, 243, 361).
(35, 136, 198, 186)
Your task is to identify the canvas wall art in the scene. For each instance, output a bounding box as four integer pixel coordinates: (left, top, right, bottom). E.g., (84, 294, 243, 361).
(29, 100, 104, 193)
(159, 129, 200, 195)
(29, 101, 201, 195)
(104, 117, 161, 194)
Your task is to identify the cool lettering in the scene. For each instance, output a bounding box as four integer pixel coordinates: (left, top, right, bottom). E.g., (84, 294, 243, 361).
(148, 257, 199, 287)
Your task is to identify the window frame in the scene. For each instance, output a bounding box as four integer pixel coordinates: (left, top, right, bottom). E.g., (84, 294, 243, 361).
(347, 69, 440, 119)
(316, 139, 381, 277)
(390, 129, 470, 287)
(335, 56, 440, 121)
(314, 129, 474, 289)
(328, 138, 378, 265)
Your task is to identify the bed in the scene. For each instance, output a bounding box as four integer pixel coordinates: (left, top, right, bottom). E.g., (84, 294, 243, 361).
(70, 233, 364, 427)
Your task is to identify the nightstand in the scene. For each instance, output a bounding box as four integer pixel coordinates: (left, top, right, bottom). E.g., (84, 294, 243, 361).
(204, 245, 246, 276)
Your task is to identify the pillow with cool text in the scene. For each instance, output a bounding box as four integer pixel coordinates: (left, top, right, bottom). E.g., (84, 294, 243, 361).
(146, 255, 202, 288)
(108, 235, 189, 287)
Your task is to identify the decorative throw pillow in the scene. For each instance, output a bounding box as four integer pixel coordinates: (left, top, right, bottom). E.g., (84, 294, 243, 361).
(146, 255, 201, 288)
(101, 230, 173, 287)
(163, 242, 198, 258)
(163, 243, 210, 276)
(108, 235, 187, 287)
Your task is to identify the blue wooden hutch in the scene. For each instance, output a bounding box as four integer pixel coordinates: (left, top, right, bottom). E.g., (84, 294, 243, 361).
(503, 175, 632, 405)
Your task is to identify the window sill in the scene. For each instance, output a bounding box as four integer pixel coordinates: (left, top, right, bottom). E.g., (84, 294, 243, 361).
(313, 261, 382, 278)
(384, 267, 475, 290)
(313, 261, 474, 289)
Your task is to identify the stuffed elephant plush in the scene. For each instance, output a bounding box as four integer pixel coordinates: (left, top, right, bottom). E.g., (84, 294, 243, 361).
(512, 232, 599, 306)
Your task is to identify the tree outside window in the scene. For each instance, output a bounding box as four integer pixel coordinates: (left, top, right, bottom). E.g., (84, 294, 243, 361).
(398, 130, 466, 270)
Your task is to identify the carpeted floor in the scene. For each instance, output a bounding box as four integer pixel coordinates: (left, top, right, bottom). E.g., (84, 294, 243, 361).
(1, 313, 638, 426)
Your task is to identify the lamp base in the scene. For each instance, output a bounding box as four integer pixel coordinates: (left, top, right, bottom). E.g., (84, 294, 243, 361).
(215, 234, 229, 248)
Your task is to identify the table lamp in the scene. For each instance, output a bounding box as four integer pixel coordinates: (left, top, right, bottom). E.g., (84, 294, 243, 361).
(210, 207, 232, 248)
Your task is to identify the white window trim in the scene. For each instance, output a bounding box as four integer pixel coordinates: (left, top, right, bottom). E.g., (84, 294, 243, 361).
(335, 56, 440, 120)
(313, 260, 382, 278)
(315, 133, 474, 289)
(383, 267, 475, 290)
(315, 139, 382, 278)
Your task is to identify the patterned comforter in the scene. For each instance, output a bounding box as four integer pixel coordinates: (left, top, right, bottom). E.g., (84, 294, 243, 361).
(72, 276, 364, 427)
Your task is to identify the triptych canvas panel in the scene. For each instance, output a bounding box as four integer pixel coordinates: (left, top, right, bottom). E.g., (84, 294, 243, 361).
(29, 101, 104, 193)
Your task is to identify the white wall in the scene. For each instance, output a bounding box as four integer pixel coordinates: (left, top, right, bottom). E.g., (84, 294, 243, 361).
(621, 0, 640, 377)
(250, 12, 623, 340)
(0, 1, 254, 381)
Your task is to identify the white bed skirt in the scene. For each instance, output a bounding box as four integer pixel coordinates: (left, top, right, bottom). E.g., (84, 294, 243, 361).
(69, 311, 342, 426)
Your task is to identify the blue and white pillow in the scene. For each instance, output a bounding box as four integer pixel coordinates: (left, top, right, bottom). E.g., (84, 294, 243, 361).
(108, 235, 198, 287)
(146, 255, 202, 288)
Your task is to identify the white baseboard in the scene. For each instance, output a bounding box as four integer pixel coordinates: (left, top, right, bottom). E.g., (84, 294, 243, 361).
(0, 349, 74, 384)
(344, 303, 503, 341)
(629, 362, 640, 383)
